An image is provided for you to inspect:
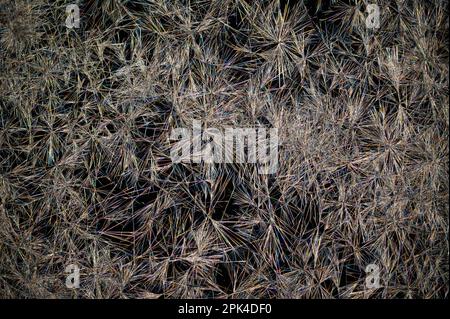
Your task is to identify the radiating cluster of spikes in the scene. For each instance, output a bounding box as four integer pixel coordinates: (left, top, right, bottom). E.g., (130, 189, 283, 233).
(0, 0, 448, 298)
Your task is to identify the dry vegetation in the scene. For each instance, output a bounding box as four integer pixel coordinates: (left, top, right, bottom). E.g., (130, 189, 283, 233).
(0, 0, 448, 298)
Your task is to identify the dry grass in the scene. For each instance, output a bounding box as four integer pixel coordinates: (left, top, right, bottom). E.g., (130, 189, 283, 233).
(0, 0, 448, 298)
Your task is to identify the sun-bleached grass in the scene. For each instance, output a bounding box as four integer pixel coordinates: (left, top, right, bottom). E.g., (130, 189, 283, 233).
(0, 0, 448, 298)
